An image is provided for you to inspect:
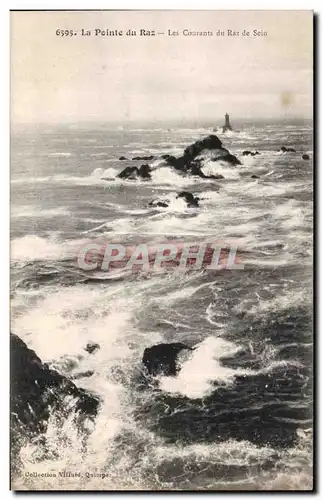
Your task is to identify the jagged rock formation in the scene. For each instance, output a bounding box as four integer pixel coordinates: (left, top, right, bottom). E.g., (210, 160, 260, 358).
(176, 191, 200, 208)
(143, 342, 193, 377)
(164, 134, 241, 177)
(11, 333, 100, 469)
(117, 134, 239, 182)
(117, 164, 151, 180)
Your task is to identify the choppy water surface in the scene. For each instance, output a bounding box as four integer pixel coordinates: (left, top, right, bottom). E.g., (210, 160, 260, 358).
(11, 120, 313, 490)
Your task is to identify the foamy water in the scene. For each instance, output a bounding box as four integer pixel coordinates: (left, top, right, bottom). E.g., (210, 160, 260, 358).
(11, 121, 313, 490)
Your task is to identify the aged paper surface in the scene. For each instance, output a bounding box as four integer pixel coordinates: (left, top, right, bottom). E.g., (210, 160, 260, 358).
(11, 10, 313, 491)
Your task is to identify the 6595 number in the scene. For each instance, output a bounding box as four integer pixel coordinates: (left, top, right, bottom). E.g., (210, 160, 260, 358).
(56, 29, 76, 37)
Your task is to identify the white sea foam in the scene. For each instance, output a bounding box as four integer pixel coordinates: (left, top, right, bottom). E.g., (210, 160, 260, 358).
(151, 167, 196, 186)
(11, 235, 66, 262)
(201, 159, 241, 179)
(49, 152, 72, 157)
(159, 337, 245, 398)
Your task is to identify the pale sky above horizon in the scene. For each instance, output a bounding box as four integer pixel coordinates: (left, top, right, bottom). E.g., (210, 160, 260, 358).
(11, 10, 313, 124)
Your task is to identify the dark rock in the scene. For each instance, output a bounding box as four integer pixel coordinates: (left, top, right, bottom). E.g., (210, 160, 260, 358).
(251, 175, 260, 179)
(176, 191, 199, 208)
(132, 155, 154, 161)
(183, 136, 241, 167)
(138, 164, 151, 179)
(117, 164, 151, 180)
(117, 166, 138, 180)
(216, 153, 241, 165)
(143, 342, 193, 377)
(162, 134, 239, 179)
(302, 154, 310, 160)
(166, 155, 187, 171)
(183, 135, 223, 162)
(85, 342, 100, 354)
(161, 154, 171, 160)
(119, 156, 128, 161)
(149, 191, 201, 209)
(11, 333, 100, 467)
(281, 146, 296, 153)
(242, 150, 261, 156)
(149, 200, 169, 208)
(71, 370, 95, 380)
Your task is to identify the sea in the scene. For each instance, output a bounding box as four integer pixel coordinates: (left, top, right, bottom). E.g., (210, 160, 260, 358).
(11, 119, 313, 490)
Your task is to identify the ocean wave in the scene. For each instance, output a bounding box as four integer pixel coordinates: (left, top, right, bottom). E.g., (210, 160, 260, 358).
(159, 337, 245, 398)
(11, 206, 70, 219)
(49, 152, 72, 157)
(201, 160, 241, 179)
(11, 235, 66, 262)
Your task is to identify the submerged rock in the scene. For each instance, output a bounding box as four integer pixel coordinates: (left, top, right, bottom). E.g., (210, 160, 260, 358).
(251, 174, 260, 179)
(148, 200, 169, 208)
(85, 342, 100, 354)
(132, 155, 154, 161)
(119, 156, 128, 161)
(242, 150, 261, 156)
(11, 333, 100, 468)
(117, 164, 152, 180)
(149, 191, 201, 209)
(302, 154, 310, 160)
(281, 146, 296, 153)
(143, 342, 193, 377)
(176, 191, 200, 208)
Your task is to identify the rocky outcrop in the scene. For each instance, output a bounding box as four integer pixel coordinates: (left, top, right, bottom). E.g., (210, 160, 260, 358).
(143, 342, 193, 377)
(11, 333, 100, 468)
(149, 191, 201, 209)
(119, 156, 128, 161)
(85, 342, 100, 354)
(176, 191, 200, 208)
(117, 164, 152, 180)
(163, 134, 240, 180)
(242, 150, 260, 156)
(281, 146, 296, 153)
(116, 135, 237, 183)
(132, 155, 154, 161)
(149, 200, 169, 208)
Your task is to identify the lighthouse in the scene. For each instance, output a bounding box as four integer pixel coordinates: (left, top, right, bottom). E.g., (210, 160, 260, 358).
(222, 113, 232, 132)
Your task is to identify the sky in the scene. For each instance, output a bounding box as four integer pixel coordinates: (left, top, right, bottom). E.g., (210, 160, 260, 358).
(11, 10, 313, 124)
